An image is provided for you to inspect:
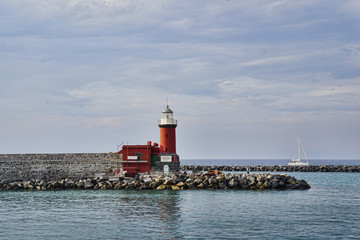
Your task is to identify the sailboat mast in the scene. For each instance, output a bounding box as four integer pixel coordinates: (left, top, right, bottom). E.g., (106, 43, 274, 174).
(300, 138, 309, 163)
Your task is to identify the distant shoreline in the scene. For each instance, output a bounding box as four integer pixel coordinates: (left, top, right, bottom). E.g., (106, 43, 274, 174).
(181, 159, 360, 166)
(181, 165, 360, 172)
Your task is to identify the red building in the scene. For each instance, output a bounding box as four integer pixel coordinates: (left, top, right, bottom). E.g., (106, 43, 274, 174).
(119, 141, 159, 175)
(118, 105, 180, 176)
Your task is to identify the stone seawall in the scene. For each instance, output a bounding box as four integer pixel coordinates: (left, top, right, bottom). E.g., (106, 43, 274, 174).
(0, 173, 310, 191)
(0, 153, 121, 181)
(182, 165, 360, 172)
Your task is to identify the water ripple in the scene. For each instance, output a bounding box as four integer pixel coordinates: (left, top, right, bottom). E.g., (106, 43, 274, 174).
(0, 172, 359, 239)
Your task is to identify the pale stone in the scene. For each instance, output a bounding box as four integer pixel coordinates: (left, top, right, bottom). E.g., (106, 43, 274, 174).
(157, 184, 167, 190)
(177, 182, 184, 187)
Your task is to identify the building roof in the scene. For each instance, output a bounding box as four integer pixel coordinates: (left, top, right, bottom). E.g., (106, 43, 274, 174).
(162, 105, 173, 113)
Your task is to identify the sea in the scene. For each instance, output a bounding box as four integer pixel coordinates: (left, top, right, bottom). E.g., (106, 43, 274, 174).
(181, 158, 360, 166)
(0, 159, 359, 240)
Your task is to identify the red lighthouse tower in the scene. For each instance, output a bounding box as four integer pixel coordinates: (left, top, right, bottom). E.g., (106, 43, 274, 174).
(158, 105, 179, 168)
(159, 105, 177, 153)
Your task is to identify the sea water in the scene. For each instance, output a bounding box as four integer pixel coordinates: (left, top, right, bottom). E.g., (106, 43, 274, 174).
(181, 159, 360, 166)
(0, 166, 359, 239)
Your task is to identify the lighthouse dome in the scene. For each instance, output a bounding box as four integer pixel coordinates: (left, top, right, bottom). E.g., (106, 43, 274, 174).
(162, 106, 173, 113)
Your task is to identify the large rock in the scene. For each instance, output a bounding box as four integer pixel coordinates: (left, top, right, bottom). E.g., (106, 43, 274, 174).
(177, 182, 185, 187)
(208, 177, 218, 185)
(113, 182, 122, 190)
(143, 176, 153, 185)
(84, 181, 94, 189)
(229, 178, 239, 188)
(157, 184, 167, 190)
(75, 180, 84, 189)
(164, 179, 175, 186)
(133, 180, 141, 188)
(216, 175, 225, 182)
(218, 182, 228, 189)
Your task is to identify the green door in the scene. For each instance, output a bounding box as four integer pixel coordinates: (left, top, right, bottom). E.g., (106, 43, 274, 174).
(151, 154, 157, 166)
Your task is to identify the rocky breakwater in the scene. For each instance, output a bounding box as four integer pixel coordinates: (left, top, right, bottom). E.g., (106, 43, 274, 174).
(182, 165, 360, 172)
(0, 173, 310, 191)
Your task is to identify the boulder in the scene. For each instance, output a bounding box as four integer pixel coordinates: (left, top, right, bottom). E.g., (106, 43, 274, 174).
(258, 184, 266, 190)
(113, 182, 122, 190)
(296, 180, 311, 189)
(8, 182, 22, 190)
(84, 181, 94, 189)
(157, 184, 167, 190)
(139, 184, 149, 190)
(133, 180, 141, 188)
(185, 178, 193, 184)
(164, 179, 175, 186)
(218, 182, 228, 189)
(125, 183, 135, 190)
(75, 180, 84, 189)
(197, 183, 205, 189)
(270, 180, 279, 189)
(149, 182, 159, 189)
(177, 182, 185, 187)
(143, 176, 153, 185)
(194, 179, 202, 185)
(208, 177, 218, 185)
(215, 174, 225, 182)
(155, 177, 165, 185)
(229, 179, 239, 188)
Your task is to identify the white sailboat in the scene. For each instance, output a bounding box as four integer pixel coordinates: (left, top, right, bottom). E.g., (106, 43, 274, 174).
(288, 136, 309, 166)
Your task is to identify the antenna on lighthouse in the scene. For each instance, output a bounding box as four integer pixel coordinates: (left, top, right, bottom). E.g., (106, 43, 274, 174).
(166, 97, 169, 107)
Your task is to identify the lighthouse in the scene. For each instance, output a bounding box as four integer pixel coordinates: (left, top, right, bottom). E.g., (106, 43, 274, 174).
(157, 105, 180, 173)
(118, 105, 180, 176)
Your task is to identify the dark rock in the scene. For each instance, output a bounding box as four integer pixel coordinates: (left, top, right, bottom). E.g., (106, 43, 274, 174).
(208, 177, 217, 185)
(229, 179, 239, 188)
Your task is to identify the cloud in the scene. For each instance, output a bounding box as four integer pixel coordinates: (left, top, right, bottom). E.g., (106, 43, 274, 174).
(1, 0, 360, 157)
(341, 0, 360, 18)
(237, 54, 305, 68)
(217, 75, 360, 114)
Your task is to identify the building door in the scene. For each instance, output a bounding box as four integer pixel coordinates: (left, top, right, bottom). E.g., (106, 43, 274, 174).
(163, 165, 169, 175)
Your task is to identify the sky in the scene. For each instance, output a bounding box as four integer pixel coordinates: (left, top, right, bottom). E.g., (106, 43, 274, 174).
(0, 0, 359, 159)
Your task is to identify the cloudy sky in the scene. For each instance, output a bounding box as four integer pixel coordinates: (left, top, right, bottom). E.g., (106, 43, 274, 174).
(1, 0, 359, 159)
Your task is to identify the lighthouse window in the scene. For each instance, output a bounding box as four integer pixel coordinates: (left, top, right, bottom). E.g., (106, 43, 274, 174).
(166, 134, 168, 138)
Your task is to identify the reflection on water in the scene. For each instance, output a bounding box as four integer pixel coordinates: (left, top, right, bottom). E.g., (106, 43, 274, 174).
(113, 190, 183, 239)
(0, 190, 184, 239)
